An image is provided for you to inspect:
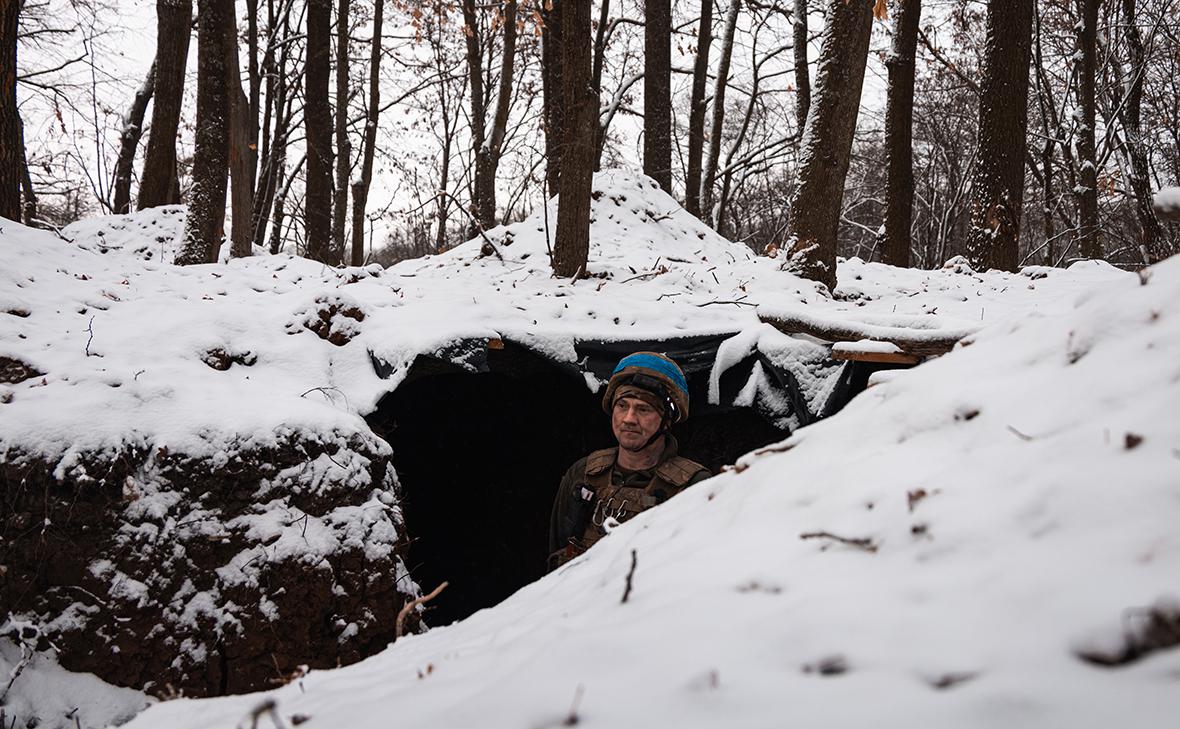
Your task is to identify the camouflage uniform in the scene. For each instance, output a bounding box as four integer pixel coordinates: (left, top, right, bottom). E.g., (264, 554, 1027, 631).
(548, 435, 710, 569)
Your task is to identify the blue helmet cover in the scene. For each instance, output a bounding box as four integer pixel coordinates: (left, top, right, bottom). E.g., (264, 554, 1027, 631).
(612, 353, 689, 398)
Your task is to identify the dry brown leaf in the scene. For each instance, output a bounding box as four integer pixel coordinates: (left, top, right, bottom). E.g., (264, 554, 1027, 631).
(874, 0, 889, 21)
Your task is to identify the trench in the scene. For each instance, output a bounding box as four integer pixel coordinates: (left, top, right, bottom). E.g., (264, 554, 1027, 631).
(368, 340, 792, 626)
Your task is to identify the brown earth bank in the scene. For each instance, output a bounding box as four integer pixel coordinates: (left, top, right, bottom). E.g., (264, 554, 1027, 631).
(0, 428, 420, 697)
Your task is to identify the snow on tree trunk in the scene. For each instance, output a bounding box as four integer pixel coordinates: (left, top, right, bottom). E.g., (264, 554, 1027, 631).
(1, 1, 21, 222)
(785, 0, 876, 290)
(965, 0, 1033, 273)
(305, 0, 334, 264)
(112, 62, 156, 215)
(644, 0, 672, 192)
(139, 0, 192, 211)
(1076, 0, 1101, 261)
(880, 0, 921, 268)
(552, 0, 595, 278)
(175, 0, 233, 266)
(685, 0, 713, 217)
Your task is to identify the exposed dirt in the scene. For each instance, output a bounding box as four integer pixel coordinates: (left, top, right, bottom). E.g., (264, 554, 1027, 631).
(0, 431, 419, 697)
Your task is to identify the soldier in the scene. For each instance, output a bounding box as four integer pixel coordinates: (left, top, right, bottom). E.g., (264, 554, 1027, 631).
(548, 352, 711, 569)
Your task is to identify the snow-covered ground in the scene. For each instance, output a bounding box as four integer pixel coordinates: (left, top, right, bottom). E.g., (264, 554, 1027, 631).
(3, 170, 1175, 727)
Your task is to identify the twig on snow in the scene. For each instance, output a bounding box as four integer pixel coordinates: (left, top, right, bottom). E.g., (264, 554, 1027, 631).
(85, 316, 96, 356)
(621, 549, 638, 603)
(396, 581, 449, 639)
(1006, 424, 1034, 441)
(799, 531, 878, 553)
(563, 684, 586, 726)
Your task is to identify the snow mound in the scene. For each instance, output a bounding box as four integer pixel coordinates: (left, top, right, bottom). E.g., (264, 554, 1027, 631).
(120, 256, 1180, 726)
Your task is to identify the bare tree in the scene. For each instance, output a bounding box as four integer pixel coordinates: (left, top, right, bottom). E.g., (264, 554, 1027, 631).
(553, 0, 595, 278)
(228, 25, 254, 258)
(965, 0, 1033, 272)
(2, 0, 23, 222)
(685, 0, 713, 216)
(350, 0, 383, 266)
(305, 0, 334, 263)
(1113, 0, 1164, 262)
(139, 0, 192, 210)
(333, 0, 351, 257)
(785, 0, 876, 289)
(644, 0, 672, 191)
(793, 0, 809, 134)
(111, 62, 155, 214)
(541, 0, 564, 193)
(176, 0, 234, 265)
(880, 0, 921, 267)
(700, 0, 741, 225)
(1075, 0, 1100, 260)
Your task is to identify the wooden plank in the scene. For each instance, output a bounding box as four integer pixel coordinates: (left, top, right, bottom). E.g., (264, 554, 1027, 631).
(831, 347, 920, 365)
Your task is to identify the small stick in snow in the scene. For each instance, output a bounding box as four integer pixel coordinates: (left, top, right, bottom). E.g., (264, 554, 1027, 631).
(799, 531, 878, 553)
(85, 316, 96, 356)
(563, 684, 585, 726)
(621, 549, 638, 603)
(1006, 424, 1035, 441)
(396, 581, 449, 639)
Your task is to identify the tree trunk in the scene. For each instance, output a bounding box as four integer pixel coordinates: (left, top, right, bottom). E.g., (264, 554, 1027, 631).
(1, 0, 22, 222)
(305, 0, 334, 264)
(965, 0, 1034, 272)
(486, 0, 518, 225)
(685, 0, 713, 217)
(590, 0, 610, 169)
(880, 0, 920, 268)
(350, 0, 383, 267)
(700, 0, 741, 226)
(252, 0, 293, 251)
(462, 0, 490, 232)
(1075, 0, 1100, 260)
(246, 0, 260, 192)
(333, 0, 351, 258)
(643, 0, 672, 191)
(112, 62, 156, 215)
(176, 0, 233, 266)
(552, 0, 595, 278)
(1119, 0, 1164, 262)
(793, 0, 810, 136)
(139, 0, 192, 210)
(785, 0, 876, 289)
(18, 111, 37, 225)
(541, 0, 564, 193)
(228, 34, 255, 259)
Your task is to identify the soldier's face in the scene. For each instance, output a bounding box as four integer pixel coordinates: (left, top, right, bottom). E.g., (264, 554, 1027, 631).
(611, 396, 663, 452)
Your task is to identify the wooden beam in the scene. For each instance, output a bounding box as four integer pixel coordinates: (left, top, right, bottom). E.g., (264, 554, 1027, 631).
(831, 346, 920, 365)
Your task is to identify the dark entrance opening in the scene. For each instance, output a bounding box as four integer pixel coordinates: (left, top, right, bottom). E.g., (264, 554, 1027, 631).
(368, 340, 790, 626)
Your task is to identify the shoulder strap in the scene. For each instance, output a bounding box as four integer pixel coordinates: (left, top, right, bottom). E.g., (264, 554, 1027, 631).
(585, 448, 618, 477)
(654, 456, 709, 488)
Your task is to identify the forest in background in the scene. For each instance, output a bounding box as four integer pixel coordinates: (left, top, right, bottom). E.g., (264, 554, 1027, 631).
(2, 0, 1178, 285)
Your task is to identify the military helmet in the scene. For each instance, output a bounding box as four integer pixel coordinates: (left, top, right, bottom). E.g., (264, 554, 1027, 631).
(601, 352, 690, 424)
